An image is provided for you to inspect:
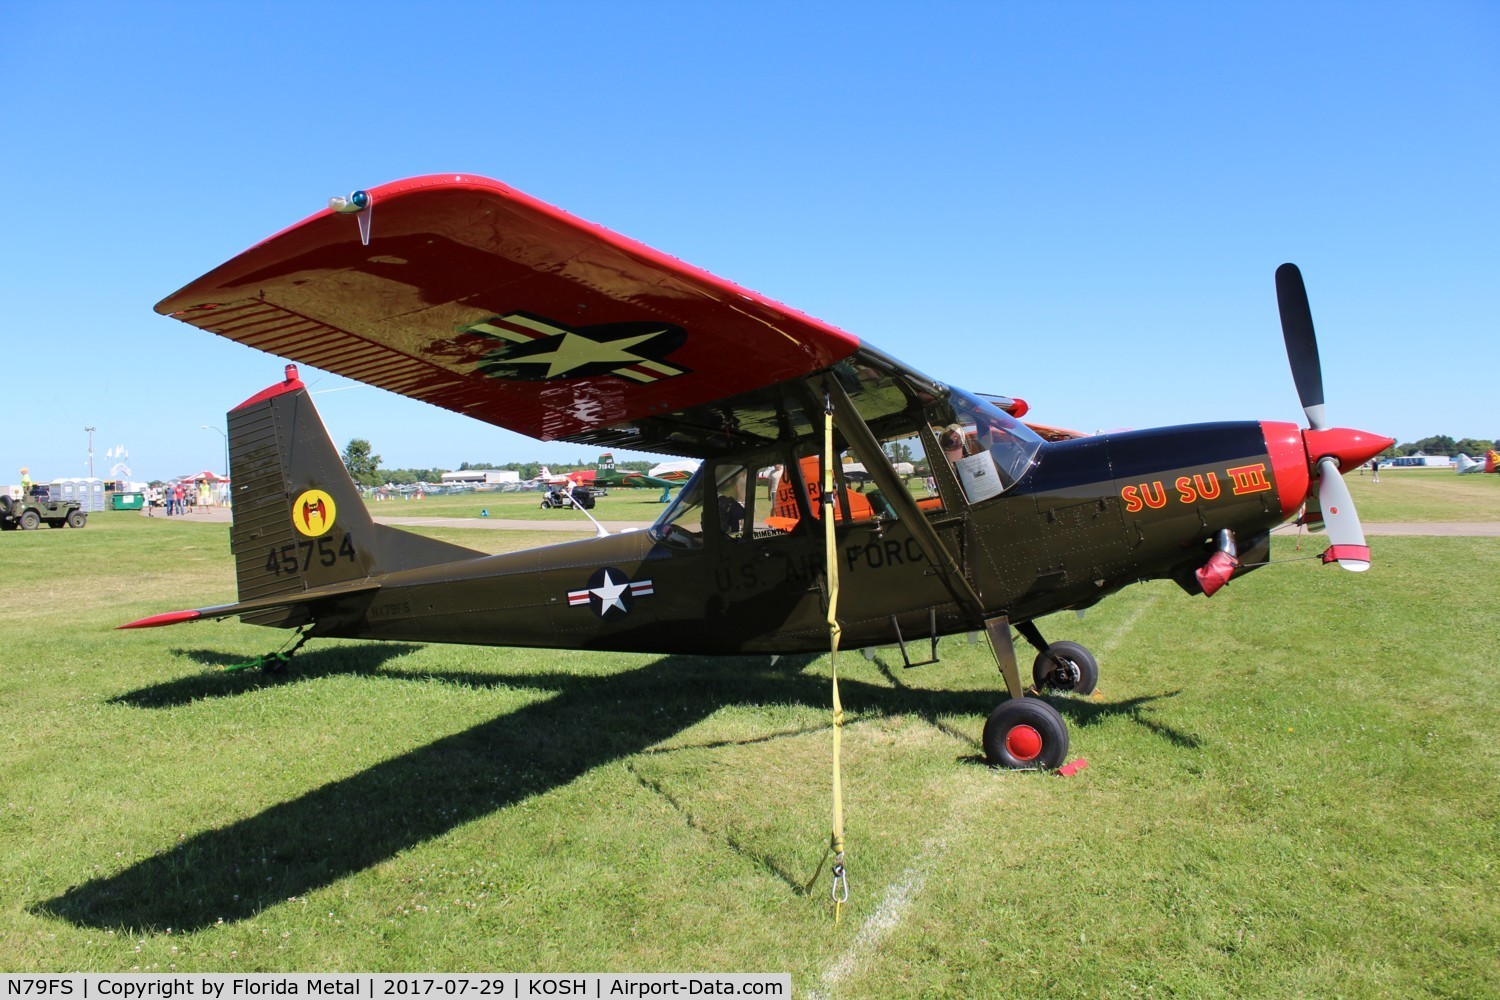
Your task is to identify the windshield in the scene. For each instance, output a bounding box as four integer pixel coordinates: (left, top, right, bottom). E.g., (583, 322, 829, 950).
(928, 388, 1042, 502)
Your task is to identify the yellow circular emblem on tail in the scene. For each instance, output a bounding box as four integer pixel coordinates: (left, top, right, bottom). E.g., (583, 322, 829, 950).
(292, 489, 337, 537)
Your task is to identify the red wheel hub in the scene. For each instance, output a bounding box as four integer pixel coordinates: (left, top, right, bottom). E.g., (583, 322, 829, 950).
(1005, 724, 1043, 761)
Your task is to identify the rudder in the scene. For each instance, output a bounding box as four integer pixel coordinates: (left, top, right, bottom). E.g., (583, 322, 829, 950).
(226, 365, 480, 626)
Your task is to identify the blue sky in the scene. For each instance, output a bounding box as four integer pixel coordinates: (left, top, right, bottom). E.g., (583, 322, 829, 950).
(2, 2, 1495, 484)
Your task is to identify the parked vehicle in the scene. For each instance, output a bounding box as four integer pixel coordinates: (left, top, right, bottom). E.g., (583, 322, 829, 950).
(538, 486, 597, 510)
(0, 487, 87, 530)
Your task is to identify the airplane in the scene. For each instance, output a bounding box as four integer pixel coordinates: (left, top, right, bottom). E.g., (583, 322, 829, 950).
(594, 453, 681, 491)
(648, 459, 700, 482)
(841, 455, 917, 487)
(1455, 451, 1499, 474)
(522, 465, 573, 488)
(121, 174, 1391, 772)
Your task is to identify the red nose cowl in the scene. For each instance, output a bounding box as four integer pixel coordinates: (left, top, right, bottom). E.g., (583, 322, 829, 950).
(1261, 422, 1395, 520)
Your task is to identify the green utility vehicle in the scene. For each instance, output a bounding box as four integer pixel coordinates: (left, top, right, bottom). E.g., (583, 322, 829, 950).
(0, 488, 87, 530)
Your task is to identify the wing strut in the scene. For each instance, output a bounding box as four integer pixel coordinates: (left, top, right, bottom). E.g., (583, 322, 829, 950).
(818, 375, 988, 623)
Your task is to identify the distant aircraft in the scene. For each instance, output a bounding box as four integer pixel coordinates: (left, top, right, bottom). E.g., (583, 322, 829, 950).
(842, 455, 916, 486)
(1455, 450, 1499, 474)
(647, 459, 699, 482)
(594, 453, 681, 490)
(524, 466, 571, 487)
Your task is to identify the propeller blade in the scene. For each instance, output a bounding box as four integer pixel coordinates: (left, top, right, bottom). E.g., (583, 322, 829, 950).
(1315, 456, 1369, 571)
(1276, 263, 1327, 430)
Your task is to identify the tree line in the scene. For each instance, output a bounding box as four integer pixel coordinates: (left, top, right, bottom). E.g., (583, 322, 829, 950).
(1388, 436, 1498, 458)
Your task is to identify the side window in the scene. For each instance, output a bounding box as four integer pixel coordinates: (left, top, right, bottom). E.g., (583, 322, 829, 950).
(713, 464, 750, 541)
(724, 452, 804, 541)
(788, 450, 890, 527)
(805, 430, 946, 526)
(652, 452, 804, 547)
(873, 430, 944, 516)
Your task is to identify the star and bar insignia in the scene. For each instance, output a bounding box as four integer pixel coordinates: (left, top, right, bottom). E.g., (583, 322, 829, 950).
(567, 567, 655, 617)
(460, 312, 690, 384)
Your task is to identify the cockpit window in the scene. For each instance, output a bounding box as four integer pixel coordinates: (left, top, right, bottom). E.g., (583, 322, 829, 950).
(651, 453, 791, 548)
(927, 388, 1041, 503)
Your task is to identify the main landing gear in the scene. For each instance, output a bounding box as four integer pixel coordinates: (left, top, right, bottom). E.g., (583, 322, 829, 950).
(979, 617, 1098, 770)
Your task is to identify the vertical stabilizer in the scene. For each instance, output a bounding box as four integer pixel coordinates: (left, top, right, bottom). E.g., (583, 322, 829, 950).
(226, 366, 481, 627)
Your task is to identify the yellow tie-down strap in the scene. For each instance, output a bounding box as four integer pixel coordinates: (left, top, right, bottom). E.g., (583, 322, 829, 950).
(822, 396, 848, 921)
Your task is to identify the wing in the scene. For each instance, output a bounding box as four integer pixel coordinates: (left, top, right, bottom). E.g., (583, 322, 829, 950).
(1024, 422, 1093, 442)
(157, 175, 862, 450)
(612, 470, 675, 488)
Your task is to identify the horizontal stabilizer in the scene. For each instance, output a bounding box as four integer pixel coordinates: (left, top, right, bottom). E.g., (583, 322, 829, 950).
(117, 578, 382, 630)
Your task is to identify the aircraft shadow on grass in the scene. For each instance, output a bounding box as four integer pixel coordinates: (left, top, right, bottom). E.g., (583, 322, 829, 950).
(39, 647, 1193, 932)
(110, 645, 427, 707)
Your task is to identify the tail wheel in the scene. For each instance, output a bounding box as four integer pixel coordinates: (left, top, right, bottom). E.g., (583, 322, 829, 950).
(982, 697, 1069, 770)
(1032, 640, 1099, 695)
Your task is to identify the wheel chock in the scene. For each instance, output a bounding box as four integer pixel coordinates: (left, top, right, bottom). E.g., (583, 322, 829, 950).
(1056, 758, 1089, 777)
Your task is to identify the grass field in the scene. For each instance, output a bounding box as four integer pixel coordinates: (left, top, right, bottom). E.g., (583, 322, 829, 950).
(0, 510, 1495, 995)
(1343, 467, 1500, 522)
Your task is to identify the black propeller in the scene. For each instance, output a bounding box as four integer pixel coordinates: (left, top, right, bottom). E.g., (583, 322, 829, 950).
(1275, 263, 1370, 572)
(1276, 263, 1327, 431)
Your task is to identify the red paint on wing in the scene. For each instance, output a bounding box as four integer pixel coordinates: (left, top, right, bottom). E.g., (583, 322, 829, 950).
(159, 175, 863, 442)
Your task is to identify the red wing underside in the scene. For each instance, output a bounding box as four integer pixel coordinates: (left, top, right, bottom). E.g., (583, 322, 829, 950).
(156, 175, 862, 443)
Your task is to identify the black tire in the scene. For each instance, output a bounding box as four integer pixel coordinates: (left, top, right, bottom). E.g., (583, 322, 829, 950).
(0, 495, 11, 516)
(540, 499, 552, 509)
(19, 509, 40, 531)
(982, 697, 1070, 770)
(1032, 640, 1099, 695)
(66, 510, 86, 529)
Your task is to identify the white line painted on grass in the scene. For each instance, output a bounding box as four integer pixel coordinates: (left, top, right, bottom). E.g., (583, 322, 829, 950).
(1093, 592, 1161, 658)
(810, 594, 1160, 996)
(808, 785, 998, 999)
